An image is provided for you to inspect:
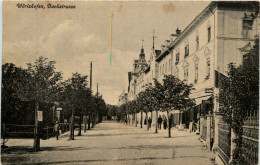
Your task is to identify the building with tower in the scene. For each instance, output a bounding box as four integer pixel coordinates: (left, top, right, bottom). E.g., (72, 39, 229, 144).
(125, 1, 259, 164)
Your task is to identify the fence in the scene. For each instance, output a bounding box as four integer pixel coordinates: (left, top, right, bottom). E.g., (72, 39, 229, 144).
(1, 124, 35, 139)
(2, 123, 71, 141)
(201, 119, 207, 141)
(241, 110, 259, 165)
(218, 119, 231, 165)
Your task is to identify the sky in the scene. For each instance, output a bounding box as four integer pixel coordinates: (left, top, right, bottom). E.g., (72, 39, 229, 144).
(3, 1, 210, 105)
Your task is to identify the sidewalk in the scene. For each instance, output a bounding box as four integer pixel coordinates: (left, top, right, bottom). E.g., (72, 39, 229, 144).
(2, 121, 216, 165)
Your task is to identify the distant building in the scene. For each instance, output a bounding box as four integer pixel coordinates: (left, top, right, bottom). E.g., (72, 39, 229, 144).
(118, 91, 128, 106)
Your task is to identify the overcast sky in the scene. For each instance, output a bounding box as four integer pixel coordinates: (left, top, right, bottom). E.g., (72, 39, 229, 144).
(3, 1, 210, 105)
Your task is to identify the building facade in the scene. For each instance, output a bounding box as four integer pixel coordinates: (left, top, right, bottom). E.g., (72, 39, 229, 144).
(125, 2, 259, 164)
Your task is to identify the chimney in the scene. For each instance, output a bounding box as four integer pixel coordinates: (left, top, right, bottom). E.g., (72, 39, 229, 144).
(176, 28, 181, 35)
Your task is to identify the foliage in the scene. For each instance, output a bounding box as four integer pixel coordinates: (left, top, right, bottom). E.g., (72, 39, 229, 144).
(219, 39, 259, 165)
(61, 72, 91, 117)
(17, 56, 62, 103)
(161, 75, 195, 111)
(1, 63, 34, 124)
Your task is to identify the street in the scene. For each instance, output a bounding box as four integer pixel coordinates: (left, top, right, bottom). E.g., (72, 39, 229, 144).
(2, 121, 214, 165)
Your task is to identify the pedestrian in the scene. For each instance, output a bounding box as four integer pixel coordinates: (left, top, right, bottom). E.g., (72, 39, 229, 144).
(163, 116, 167, 130)
(189, 120, 193, 133)
(158, 115, 162, 129)
(54, 121, 59, 140)
(193, 122, 197, 132)
(148, 117, 152, 129)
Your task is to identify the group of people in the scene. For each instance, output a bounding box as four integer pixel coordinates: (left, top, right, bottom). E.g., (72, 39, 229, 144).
(157, 115, 169, 130)
(143, 115, 169, 130)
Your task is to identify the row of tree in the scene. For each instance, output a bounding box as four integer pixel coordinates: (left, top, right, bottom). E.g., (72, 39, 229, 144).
(2, 57, 107, 151)
(116, 75, 195, 137)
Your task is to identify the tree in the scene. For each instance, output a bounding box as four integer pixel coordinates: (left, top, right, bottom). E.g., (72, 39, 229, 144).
(16, 57, 62, 151)
(156, 75, 195, 137)
(151, 80, 165, 133)
(136, 91, 145, 128)
(1, 63, 34, 124)
(128, 100, 139, 127)
(62, 72, 89, 140)
(137, 90, 153, 130)
(220, 39, 259, 164)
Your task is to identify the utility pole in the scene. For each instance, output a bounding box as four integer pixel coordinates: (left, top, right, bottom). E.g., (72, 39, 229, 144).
(90, 61, 92, 91)
(88, 62, 92, 130)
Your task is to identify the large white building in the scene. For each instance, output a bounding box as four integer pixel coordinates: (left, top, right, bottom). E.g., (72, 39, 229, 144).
(126, 2, 259, 164)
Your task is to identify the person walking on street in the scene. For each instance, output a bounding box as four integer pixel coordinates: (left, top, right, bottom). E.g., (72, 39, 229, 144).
(158, 115, 162, 129)
(148, 117, 152, 129)
(54, 121, 59, 140)
(163, 116, 167, 130)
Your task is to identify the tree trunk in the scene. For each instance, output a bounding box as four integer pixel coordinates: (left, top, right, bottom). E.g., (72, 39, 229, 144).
(155, 110, 158, 133)
(88, 114, 91, 130)
(180, 113, 183, 127)
(141, 111, 143, 128)
(167, 110, 171, 137)
(91, 114, 94, 128)
(84, 115, 87, 132)
(70, 108, 75, 140)
(33, 100, 40, 151)
(146, 112, 149, 130)
(78, 115, 82, 136)
(135, 113, 137, 127)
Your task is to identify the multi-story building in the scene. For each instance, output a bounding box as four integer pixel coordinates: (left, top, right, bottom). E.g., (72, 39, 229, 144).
(126, 2, 258, 164)
(153, 1, 259, 164)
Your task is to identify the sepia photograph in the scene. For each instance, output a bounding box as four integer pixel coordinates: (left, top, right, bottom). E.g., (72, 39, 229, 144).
(1, 1, 259, 165)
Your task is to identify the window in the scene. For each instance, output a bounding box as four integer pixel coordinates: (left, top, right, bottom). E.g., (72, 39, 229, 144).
(165, 62, 167, 74)
(194, 64, 198, 84)
(184, 69, 188, 81)
(243, 20, 253, 38)
(206, 60, 210, 79)
(196, 36, 199, 51)
(185, 44, 189, 58)
(162, 64, 164, 75)
(207, 27, 211, 43)
(176, 51, 180, 64)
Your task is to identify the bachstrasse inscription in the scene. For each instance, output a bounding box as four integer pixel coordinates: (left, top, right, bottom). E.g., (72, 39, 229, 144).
(16, 3, 76, 9)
